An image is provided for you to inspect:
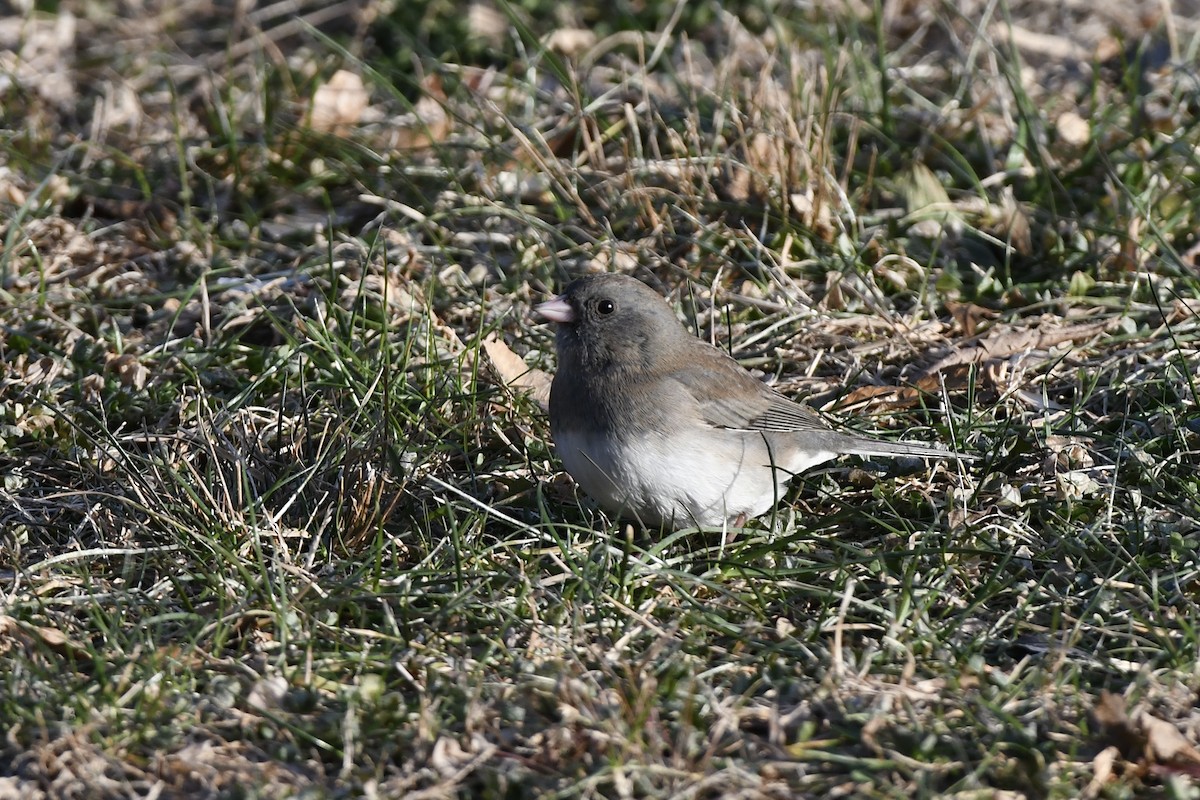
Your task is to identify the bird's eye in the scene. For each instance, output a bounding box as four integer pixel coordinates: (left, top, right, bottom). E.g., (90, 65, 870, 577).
(596, 299, 615, 315)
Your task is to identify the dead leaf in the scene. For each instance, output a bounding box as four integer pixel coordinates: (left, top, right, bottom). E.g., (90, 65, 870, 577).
(945, 301, 997, 337)
(389, 74, 452, 150)
(246, 676, 288, 712)
(1082, 746, 1119, 800)
(1055, 469, 1102, 500)
(545, 28, 596, 58)
(1056, 111, 1091, 147)
(791, 188, 835, 241)
(1001, 23, 1091, 61)
(9, 618, 90, 658)
(995, 188, 1033, 255)
(1136, 709, 1200, 765)
(1161, 297, 1200, 323)
(482, 334, 551, 411)
(0, 172, 26, 206)
(0, 12, 77, 106)
(1044, 437, 1095, 471)
(1091, 691, 1143, 754)
(833, 383, 923, 413)
(109, 353, 149, 391)
(309, 70, 369, 135)
(1091, 691, 1200, 774)
(919, 318, 1115, 378)
(1181, 239, 1200, 272)
(467, 2, 508, 47)
(900, 162, 959, 238)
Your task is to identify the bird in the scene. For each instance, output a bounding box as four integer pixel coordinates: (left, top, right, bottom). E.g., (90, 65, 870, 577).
(534, 272, 971, 529)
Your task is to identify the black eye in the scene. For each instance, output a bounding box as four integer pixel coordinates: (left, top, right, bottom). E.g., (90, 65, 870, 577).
(596, 299, 615, 315)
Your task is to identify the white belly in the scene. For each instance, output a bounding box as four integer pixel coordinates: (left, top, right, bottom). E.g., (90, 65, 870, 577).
(553, 427, 835, 527)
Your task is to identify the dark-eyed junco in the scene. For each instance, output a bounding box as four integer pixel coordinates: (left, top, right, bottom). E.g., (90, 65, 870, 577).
(535, 273, 971, 528)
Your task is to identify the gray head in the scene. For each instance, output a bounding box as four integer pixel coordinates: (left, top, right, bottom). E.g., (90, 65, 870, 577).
(535, 274, 687, 376)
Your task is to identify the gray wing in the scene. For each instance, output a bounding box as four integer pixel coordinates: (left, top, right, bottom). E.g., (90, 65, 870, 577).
(666, 343, 964, 460)
(663, 346, 834, 434)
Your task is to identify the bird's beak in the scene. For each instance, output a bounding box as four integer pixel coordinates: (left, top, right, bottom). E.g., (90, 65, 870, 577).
(534, 295, 575, 323)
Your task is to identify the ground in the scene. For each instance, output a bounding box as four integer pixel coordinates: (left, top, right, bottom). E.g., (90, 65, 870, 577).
(1, 0, 1199, 797)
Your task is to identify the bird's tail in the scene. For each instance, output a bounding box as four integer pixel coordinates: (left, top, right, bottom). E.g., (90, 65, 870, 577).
(836, 435, 976, 462)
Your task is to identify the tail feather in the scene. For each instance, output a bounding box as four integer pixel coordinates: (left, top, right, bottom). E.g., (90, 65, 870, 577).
(836, 435, 976, 462)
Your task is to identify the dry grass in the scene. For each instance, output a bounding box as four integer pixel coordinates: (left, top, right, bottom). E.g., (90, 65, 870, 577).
(2, 0, 1200, 797)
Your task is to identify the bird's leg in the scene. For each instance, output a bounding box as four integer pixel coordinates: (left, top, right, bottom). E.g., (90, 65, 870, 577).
(722, 513, 747, 547)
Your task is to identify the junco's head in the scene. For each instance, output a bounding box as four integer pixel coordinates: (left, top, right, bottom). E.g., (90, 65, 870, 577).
(534, 274, 684, 377)
(535, 273, 969, 529)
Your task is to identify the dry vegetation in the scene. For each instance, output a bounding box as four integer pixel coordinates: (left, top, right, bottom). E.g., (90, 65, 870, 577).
(2, 0, 1200, 797)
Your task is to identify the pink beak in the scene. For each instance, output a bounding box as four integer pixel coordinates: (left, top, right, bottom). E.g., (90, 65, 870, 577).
(534, 296, 575, 323)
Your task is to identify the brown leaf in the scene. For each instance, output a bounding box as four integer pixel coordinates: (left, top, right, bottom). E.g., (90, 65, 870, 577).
(1181, 239, 1200, 272)
(919, 318, 1114, 378)
(1136, 709, 1200, 765)
(1056, 111, 1091, 147)
(833, 384, 922, 413)
(246, 676, 288, 712)
(1091, 691, 1200, 771)
(832, 368, 962, 414)
(9, 618, 90, 658)
(901, 162, 953, 217)
(467, 2, 508, 47)
(389, 75, 452, 150)
(309, 70, 369, 135)
(1001, 23, 1091, 61)
(1162, 298, 1200, 323)
(945, 301, 998, 338)
(109, 353, 149, 391)
(482, 334, 551, 411)
(1082, 746, 1119, 800)
(545, 28, 597, 58)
